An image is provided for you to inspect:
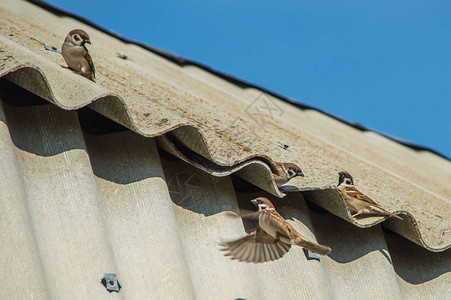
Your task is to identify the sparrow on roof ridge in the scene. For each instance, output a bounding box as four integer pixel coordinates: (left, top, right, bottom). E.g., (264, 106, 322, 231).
(273, 162, 304, 186)
(61, 29, 96, 81)
(337, 171, 402, 220)
(220, 197, 331, 263)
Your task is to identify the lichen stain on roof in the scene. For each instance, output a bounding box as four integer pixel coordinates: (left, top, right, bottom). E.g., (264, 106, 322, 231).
(0, 0, 450, 255)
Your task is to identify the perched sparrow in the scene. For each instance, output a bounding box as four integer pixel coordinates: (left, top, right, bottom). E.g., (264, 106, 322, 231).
(337, 171, 402, 220)
(273, 162, 304, 185)
(61, 29, 95, 81)
(220, 197, 331, 263)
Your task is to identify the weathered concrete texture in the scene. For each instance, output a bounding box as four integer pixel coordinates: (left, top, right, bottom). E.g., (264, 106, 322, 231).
(385, 231, 451, 300)
(0, 89, 449, 299)
(84, 132, 196, 299)
(310, 209, 403, 300)
(1, 101, 119, 299)
(0, 100, 50, 299)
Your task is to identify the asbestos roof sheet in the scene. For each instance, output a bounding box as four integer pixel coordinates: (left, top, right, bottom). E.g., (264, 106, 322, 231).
(0, 83, 450, 299)
(0, 6, 451, 299)
(1, 1, 451, 297)
(0, 0, 450, 272)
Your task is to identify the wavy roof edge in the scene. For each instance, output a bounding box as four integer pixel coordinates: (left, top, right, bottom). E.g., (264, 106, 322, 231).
(1, 0, 448, 252)
(28, 0, 450, 161)
(1, 66, 449, 252)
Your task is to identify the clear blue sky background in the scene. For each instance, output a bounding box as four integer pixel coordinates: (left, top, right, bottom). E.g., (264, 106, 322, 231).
(47, 0, 451, 158)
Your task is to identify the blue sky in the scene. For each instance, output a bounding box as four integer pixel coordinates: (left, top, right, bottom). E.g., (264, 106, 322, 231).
(48, 0, 451, 158)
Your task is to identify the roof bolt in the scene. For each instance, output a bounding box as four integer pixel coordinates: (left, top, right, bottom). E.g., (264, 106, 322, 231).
(303, 248, 321, 261)
(102, 273, 121, 293)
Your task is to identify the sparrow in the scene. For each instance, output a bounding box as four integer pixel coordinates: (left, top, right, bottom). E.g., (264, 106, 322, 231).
(61, 29, 96, 81)
(273, 162, 304, 186)
(220, 197, 331, 263)
(337, 171, 402, 220)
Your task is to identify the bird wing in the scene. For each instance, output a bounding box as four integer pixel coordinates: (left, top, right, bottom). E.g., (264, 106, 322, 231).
(260, 210, 295, 238)
(237, 209, 260, 220)
(220, 228, 291, 263)
(343, 187, 402, 220)
(83, 46, 96, 78)
(263, 211, 332, 255)
(343, 187, 377, 205)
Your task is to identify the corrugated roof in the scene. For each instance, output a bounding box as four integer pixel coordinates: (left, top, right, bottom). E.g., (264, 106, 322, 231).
(1, 81, 449, 299)
(24, 0, 451, 161)
(1, 0, 449, 252)
(0, 0, 450, 298)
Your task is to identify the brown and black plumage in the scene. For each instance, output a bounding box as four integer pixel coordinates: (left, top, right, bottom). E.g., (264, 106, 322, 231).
(61, 29, 96, 81)
(273, 162, 304, 186)
(337, 171, 402, 220)
(220, 197, 331, 263)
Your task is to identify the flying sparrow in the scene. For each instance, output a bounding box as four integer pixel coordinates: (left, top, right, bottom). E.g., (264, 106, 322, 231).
(61, 29, 96, 81)
(337, 171, 402, 220)
(220, 197, 331, 263)
(273, 162, 304, 186)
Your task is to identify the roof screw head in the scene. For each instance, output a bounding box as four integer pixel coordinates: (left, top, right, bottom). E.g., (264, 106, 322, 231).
(303, 248, 321, 261)
(102, 273, 121, 293)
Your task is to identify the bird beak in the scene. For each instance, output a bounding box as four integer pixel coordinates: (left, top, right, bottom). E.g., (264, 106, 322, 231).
(298, 171, 305, 177)
(250, 199, 258, 207)
(85, 39, 91, 45)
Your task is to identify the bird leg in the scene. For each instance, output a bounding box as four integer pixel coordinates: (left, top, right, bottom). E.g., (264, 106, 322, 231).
(352, 210, 364, 218)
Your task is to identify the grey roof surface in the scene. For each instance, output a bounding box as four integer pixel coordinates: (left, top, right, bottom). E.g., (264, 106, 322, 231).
(0, 0, 450, 299)
(24, 0, 451, 162)
(0, 83, 449, 299)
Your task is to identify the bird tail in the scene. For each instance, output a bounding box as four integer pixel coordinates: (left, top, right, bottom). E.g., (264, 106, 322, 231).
(372, 206, 403, 220)
(294, 238, 332, 256)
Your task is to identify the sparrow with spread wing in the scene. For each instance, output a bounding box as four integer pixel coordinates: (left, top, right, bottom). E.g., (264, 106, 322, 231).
(220, 197, 331, 263)
(61, 29, 96, 81)
(273, 162, 304, 186)
(337, 171, 402, 220)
